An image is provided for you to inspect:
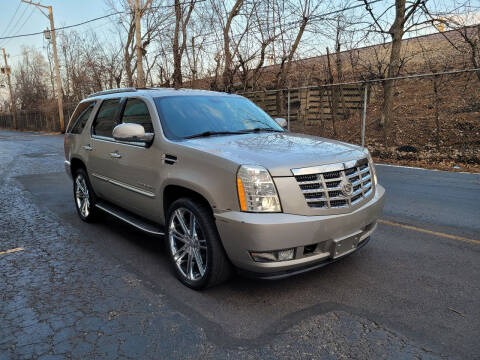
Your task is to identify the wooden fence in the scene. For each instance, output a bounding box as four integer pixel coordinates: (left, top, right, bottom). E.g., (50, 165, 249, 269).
(241, 85, 367, 127)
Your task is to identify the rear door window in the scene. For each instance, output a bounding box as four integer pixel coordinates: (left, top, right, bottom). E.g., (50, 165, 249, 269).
(120, 98, 154, 133)
(67, 101, 96, 134)
(92, 98, 121, 138)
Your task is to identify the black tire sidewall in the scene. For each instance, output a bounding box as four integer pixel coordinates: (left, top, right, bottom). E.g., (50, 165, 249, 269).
(166, 198, 221, 289)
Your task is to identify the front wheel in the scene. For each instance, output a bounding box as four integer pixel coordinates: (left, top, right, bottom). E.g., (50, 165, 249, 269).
(73, 168, 99, 222)
(167, 198, 231, 289)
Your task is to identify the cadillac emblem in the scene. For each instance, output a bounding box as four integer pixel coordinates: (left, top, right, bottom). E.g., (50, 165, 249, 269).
(340, 179, 353, 197)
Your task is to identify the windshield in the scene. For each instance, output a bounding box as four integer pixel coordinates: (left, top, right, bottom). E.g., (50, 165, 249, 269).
(153, 95, 284, 140)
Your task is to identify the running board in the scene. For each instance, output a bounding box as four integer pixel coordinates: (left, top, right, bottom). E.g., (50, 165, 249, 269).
(95, 201, 165, 236)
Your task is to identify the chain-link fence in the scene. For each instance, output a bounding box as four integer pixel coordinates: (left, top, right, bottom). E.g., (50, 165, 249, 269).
(0, 69, 478, 168)
(239, 68, 480, 168)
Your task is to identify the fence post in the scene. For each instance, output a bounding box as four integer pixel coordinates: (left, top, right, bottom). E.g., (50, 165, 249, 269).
(287, 90, 291, 131)
(361, 82, 368, 147)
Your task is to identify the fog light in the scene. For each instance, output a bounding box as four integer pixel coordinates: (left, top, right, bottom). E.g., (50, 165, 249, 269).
(250, 252, 277, 262)
(250, 248, 295, 262)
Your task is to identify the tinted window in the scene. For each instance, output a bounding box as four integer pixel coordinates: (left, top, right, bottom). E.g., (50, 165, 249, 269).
(68, 101, 96, 134)
(92, 98, 121, 137)
(153, 96, 283, 139)
(121, 98, 153, 133)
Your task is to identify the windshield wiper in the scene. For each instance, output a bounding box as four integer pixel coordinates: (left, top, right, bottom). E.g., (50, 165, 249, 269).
(241, 128, 284, 133)
(184, 128, 284, 139)
(184, 131, 247, 139)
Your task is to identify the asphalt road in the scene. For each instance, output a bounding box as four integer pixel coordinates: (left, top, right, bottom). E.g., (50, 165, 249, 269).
(1, 130, 479, 359)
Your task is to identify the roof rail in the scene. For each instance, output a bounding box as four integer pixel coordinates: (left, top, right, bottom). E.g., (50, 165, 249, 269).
(139, 87, 173, 91)
(87, 88, 137, 98)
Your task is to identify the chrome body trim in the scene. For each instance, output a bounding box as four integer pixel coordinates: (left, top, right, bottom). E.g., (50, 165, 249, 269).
(91, 173, 155, 198)
(91, 135, 149, 148)
(291, 157, 368, 176)
(292, 158, 373, 211)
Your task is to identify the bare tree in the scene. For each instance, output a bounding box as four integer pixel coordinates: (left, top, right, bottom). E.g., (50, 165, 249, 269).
(185, 35, 201, 87)
(122, 12, 137, 87)
(325, 47, 338, 135)
(220, 0, 244, 92)
(423, 1, 480, 81)
(362, 0, 425, 133)
(416, 37, 454, 150)
(236, 1, 280, 91)
(452, 24, 479, 81)
(108, 0, 165, 87)
(274, 0, 322, 115)
(14, 47, 50, 110)
(172, 0, 197, 88)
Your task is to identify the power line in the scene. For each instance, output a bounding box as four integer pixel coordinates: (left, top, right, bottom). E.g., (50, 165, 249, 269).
(0, 11, 124, 41)
(0, 0, 208, 41)
(6, 3, 29, 36)
(1, 6, 37, 47)
(0, 0, 382, 44)
(177, 0, 385, 51)
(0, 3, 30, 47)
(0, 1, 22, 38)
(148, 0, 206, 11)
(293, 0, 383, 25)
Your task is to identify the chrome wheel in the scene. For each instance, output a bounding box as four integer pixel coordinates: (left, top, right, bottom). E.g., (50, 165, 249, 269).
(75, 174, 90, 218)
(168, 208, 207, 281)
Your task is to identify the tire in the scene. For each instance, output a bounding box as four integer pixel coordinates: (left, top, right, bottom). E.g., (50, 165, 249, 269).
(166, 198, 232, 289)
(73, 168, 99, 222)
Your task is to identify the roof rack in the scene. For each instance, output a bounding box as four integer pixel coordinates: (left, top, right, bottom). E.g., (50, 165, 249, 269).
(87, 88, 137, 98)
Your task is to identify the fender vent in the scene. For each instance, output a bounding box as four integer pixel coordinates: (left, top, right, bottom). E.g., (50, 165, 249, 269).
(162, 154, 177, 165)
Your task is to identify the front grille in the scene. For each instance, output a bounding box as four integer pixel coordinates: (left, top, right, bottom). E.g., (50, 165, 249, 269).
(294, 159, 373, 209)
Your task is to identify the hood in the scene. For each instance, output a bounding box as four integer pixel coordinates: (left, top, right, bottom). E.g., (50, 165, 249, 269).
(181, 132, 366, 176)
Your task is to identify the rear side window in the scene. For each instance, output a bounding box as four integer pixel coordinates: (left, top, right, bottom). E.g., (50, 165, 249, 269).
(92, 98, 121, 138)
(120, 98, 153, 133)
(67, 101, 96, 134)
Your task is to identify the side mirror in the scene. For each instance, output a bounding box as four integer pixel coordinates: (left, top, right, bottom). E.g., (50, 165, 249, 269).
(274, 117, 287, 129)
(112, 123, 154, 144)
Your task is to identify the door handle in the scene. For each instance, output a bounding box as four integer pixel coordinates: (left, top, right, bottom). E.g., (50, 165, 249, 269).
(82, 145, 93, 151)
(109, 152, 121, 159)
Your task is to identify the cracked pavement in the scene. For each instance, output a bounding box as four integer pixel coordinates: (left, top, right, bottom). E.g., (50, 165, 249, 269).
(0, 130, 479, 359)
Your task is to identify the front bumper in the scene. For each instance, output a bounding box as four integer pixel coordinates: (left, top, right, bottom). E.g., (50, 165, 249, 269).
(215, 185, 385, 274)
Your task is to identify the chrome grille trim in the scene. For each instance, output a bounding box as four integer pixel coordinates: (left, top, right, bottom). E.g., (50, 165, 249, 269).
(293, 158, 374, 209)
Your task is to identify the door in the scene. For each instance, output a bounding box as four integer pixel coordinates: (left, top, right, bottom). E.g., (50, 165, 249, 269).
(107, 97, 160, 219)
(87, 97, 126, 203)
(90, 97, 161, 220)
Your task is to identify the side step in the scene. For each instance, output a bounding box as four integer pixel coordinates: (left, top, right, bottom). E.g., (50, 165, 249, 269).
(95, 201, 165, 236)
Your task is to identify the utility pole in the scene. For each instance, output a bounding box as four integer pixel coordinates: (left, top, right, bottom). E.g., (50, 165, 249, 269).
(133, 0, 152, 88)
(135, 0, 145, 88)
(1, 48, 16, 129)
(22, 0, 64, 132)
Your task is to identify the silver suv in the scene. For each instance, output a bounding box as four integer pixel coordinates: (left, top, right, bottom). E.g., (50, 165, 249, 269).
(64, 88, 385, 289)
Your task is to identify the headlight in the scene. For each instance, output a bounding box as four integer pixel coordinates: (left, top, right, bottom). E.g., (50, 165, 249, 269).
(236, 165, 281, 212)
(363, 148, 377, 186)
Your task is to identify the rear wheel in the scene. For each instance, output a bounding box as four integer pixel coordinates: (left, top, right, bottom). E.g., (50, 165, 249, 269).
(73, 168, 98, 222)
(167, 198, 231, 289)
